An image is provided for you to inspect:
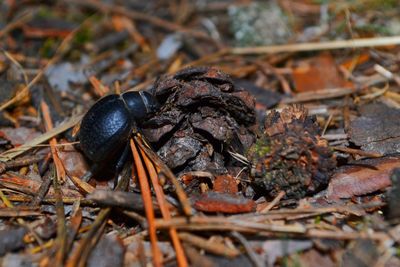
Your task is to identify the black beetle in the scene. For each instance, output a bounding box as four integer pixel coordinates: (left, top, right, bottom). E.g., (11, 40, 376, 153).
(78, 90, 159, 181)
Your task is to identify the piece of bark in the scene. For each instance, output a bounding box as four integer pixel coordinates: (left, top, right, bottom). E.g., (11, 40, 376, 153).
(192, 192, 256, 213)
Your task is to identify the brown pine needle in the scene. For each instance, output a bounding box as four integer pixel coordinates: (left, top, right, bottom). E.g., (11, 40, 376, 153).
(260, 191, 285, 213)
(178, 232, 240, 258)
(130, 139, 163, 267)
(51, 166, 68, 265)
(69, 176, 95, 195)
(40, 100, 66, 182)
(332, 146, 383, 158)
(139, 144, 188, 267)
(88, 75, 109, 97)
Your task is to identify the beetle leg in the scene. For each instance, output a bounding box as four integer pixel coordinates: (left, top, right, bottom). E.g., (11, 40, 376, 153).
(81, 168, 95, 182)
(113, 144, 131, 188)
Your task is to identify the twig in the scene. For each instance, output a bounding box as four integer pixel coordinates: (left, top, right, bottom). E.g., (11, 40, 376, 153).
(332, 146, 383, 158)
(30, 168, 53, 207)
(0, 207, 41, 217)
(0, 155, 45, 174)
(155, 216, 306, 234)
(259, 191, 285, 213)
(178, 232, 240, 258)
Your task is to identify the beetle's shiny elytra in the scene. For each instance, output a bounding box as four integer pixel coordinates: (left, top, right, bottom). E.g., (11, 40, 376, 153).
(79, 91, 159, 166)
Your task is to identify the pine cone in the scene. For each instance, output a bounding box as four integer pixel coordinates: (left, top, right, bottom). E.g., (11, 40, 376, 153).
(247, 105, 336, 199)
(142, 67, 257, 175)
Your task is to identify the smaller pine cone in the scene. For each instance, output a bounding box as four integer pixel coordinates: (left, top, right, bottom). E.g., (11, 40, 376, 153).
(247, 105, 336, 199)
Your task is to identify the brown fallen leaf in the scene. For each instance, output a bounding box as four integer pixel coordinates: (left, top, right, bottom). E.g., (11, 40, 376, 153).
(327, 157, 400, 199)
(292, 53, 353, 92)
(192, 192, 255, 213)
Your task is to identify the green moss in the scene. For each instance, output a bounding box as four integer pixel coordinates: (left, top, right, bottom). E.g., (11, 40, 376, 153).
(40, 38, 58, 58)
(250, 138, 271, 158)
(36, 6, 56, 19)
(355, 24, 391, 35)
(396, 246, 400, 257)
(74, 26, 92, 46)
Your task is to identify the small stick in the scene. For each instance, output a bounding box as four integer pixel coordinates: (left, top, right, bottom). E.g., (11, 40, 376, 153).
(332, 146, 383, 158)
(178, 232, 240, 258)
(0, 207, 41, 217)
(0, 155, 45, 174)
(259, 191, 285, 213)
(30, 168, 53, 207)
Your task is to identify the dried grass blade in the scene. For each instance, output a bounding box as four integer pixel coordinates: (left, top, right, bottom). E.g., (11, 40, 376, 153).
(0, 114, 83, 161)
